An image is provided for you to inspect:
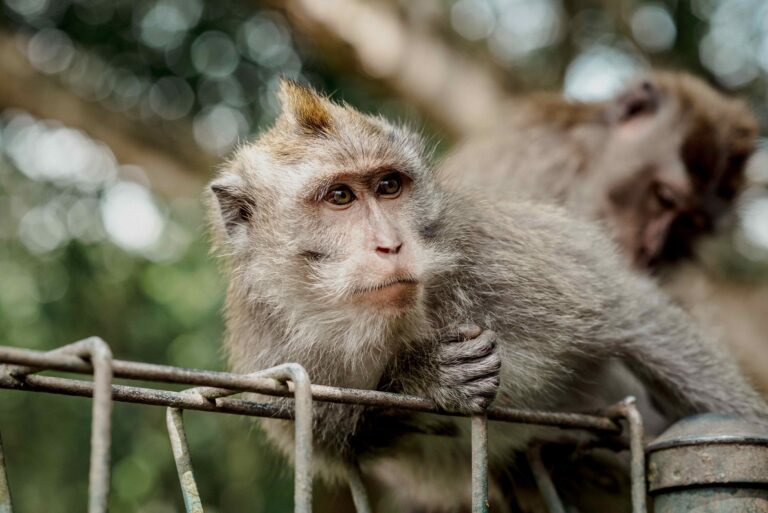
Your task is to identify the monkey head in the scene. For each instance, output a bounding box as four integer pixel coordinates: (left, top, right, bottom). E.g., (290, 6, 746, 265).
(588, 72, 757, 268)
(209, 80, 453, 321)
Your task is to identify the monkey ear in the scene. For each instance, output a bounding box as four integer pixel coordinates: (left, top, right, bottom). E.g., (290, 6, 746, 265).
(278, 78, 334, 134)
(209, 173, 255, 238)
(612, 79, 660, 123)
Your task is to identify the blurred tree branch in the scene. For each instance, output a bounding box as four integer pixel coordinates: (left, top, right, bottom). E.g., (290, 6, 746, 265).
(281, 0, 515, 137)
(0, 30, 213, 198)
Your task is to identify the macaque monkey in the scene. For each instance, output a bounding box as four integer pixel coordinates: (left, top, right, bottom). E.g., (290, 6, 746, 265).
(442, 71, 757, 270)
(208, 80, 767, 511)
(439, 72, 759, 512)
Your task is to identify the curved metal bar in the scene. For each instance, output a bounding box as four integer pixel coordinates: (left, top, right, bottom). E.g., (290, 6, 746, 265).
(347, 462, 372, 513)
(1, 337, 117, 513)
(166, 408, 204, 513)
(254, 364, 313, 513)
(7, 338, 115, 513)
(183, 364, 314, 513)
(604, 396, 646, 513)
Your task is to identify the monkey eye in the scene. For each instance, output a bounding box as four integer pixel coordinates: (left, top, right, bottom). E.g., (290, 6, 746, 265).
(324, 185, 356, 207)
(376, 173, 402, 198)
(653, 182, 679, 209)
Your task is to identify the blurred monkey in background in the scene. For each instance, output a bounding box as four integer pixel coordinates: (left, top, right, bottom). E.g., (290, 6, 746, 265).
(442, 71, 757, 270)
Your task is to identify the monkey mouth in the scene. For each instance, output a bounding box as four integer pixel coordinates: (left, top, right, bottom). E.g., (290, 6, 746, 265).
(354, 275, 419, 295)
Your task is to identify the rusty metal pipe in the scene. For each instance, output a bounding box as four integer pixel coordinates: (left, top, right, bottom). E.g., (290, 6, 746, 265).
(166, 408, 205, 513)
(604, 397, 646, 513)
(0, 373, 293, 419)
(471, 415, 489, 513)
(0, 433, 12, 513)
(0, 345, 619, 433)
(527, 444, 566, 513)
(347, 462, 372, 513)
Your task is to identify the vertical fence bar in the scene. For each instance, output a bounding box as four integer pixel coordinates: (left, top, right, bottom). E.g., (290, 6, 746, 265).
(527, 444, 566, 513)
(605, 396, 646, 513)
(471, 414, 489, 513)
(0, 433, 13, 513)
(166, 408, 204, 513)
(255, 364, 313, 513)
(347, 462, 372, 513)
(624, 400, 646, 513)
(84, 339, 113, 513)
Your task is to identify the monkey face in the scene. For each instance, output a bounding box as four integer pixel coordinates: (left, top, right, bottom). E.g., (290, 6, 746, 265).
(209, 80, 454, 318)
(289, 166, 430, 314)
(596, 73, 756, 268)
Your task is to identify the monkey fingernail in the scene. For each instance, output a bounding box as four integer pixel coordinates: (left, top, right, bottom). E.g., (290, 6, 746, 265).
(457, 324, 482, 340)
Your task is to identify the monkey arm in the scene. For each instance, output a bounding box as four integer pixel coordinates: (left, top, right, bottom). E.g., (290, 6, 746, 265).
(611, 276, 768, 427)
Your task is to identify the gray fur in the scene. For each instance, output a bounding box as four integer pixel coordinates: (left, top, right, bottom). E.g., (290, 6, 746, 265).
(208, 82, 767, 510)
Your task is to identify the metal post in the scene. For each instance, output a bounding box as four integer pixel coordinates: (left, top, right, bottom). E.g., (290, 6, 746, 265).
(527, 444, 566, 513)
(471, 415, 489, 513)
(606, 396, 646, 513)
(166, 408, 204, 513)
(0, 432, 13, 513)
(255, 364, 314, 513)
(347, 462, 372, 513)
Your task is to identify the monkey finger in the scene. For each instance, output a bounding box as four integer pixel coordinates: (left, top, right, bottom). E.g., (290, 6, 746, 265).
(457, 324, 483, 340)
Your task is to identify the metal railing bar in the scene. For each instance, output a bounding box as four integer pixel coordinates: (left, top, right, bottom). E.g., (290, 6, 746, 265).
(0, 346, 620, 433)
(604, 397, 646, 513)
(526, 444, 566, 513)
(471, 415, 489, 513)
(179, 365, 314, 513)
(346, 462, 372, 513)
(0, 432, 13, 513)
(186, 365, 314, 513)
(258, 364, 314, 513)
(166, 408, 205, 513)
(0, 373, 294, 419)
(41, 339, 113, 513)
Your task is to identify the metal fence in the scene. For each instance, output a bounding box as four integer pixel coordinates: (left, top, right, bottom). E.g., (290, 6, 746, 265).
(0, 338, 646, 513)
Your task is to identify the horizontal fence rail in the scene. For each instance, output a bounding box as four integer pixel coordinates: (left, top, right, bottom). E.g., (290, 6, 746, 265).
(0, 338, 646, 513)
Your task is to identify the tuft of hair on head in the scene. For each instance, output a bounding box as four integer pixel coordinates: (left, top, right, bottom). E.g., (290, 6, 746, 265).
(278, 78, 334, 135)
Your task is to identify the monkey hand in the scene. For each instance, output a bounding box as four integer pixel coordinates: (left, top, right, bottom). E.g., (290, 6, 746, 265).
(430, 325, 501, 412)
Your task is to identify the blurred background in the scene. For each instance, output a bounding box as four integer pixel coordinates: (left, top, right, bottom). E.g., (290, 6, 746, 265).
(1, 0, 767, 511)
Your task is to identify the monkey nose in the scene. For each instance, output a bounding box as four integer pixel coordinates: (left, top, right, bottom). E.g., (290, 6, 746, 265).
(376, 242, 403, 255)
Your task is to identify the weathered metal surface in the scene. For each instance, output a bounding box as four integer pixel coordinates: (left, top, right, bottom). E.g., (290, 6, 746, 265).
(471, 415, 489, 513)
(347, 462, 372, 513)
(648, 413, 768, 513)
(648, 444, 768, 490)
(183, 364, 314, 513)
(3, 339, 114, 513)
(0, 342, 651, 513)
(0, 345, 620, 432)
(527, 444, 566, 513)
(0, 433, 13, 513)
(166, 408, 204, 513)
(252, 364, 314, 513)
(604, 396, 646, 513)
(653, 487, 768, 513)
